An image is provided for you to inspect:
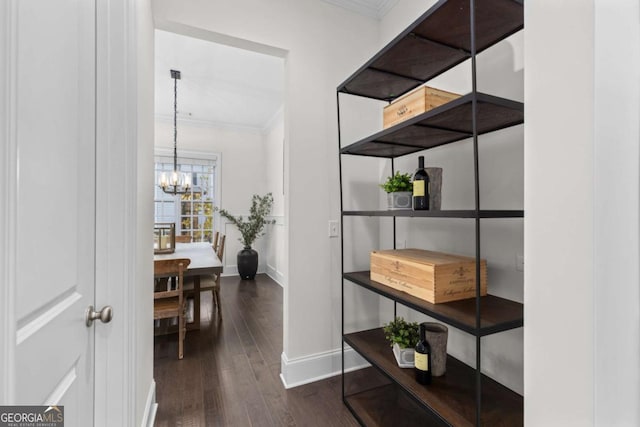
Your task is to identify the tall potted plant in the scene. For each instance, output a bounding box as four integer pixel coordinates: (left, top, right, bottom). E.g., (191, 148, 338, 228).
(216, 193, 274, 280)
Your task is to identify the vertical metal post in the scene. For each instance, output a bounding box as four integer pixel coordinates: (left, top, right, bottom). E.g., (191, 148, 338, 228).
(391, 158, 397, 320)
(172, 70, 179, 173)
(469, 0, 482, 425)
(336, 91, 346, 403)
(391, 158, 396, 225)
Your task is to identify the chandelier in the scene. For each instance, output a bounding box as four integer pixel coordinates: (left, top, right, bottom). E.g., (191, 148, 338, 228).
(158, 69, 191, 195)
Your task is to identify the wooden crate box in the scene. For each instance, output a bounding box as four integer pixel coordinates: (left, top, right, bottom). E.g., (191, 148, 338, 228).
(370, 249, 487, 304)
(383, 85, 460, 128)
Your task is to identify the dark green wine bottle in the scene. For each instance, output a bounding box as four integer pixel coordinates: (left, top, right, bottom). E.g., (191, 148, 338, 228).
(412, 156, 430, 210)
(415, 322, 432, 385)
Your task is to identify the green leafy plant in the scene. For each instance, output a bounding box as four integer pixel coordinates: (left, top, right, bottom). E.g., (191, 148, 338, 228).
(216, 193, 274, 248)
(383, 317, 420, 349)
(380, 172, 412, 193)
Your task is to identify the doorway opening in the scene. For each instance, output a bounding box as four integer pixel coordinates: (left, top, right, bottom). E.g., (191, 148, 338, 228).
(154, 28, 288, 283)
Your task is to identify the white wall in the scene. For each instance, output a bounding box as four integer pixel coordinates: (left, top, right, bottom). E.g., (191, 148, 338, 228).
(526, 0, 640, 425)
(264, 109, 285, 217)
(525, 1, 595, 424)
(152, 0, 380, 386)
(594, 1, 640, 423)
(263, 109, 287, 285)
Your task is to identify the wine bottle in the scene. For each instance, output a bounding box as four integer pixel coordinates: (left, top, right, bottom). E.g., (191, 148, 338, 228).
(415, 322, 432, 385)
(412, 156, 430, 210)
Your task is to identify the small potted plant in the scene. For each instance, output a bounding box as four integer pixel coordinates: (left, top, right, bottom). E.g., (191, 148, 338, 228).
(216, 193, 274, 280)
(380, 172, 412, 210)
(383, 317, 420, 368)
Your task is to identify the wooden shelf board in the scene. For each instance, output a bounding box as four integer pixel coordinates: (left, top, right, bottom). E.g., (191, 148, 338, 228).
(344, 271, 523, 336)
(340, 93, 524, 159)
(337, 0, 524, 101)
(344, 329, 523, 427)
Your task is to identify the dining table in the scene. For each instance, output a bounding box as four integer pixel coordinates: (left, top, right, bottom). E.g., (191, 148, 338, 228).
(154, 241, 223, 330)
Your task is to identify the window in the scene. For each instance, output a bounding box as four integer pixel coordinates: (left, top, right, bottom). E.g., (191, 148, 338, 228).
(154, 154, 217, 242)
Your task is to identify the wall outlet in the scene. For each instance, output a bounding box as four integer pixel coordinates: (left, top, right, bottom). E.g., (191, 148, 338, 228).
(328, 220, 339, 238)
(516, 254, 524, 272)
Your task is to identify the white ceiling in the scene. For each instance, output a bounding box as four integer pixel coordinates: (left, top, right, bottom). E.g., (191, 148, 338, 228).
(155, 30, 285, 131)
(154, 0, 394, 131)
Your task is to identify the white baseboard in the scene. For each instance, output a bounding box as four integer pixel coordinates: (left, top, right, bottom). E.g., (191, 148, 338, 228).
(221, 265, 238, 276)
(266, 264, 285, 287)
(141, 380, 157, 427)
(220, 265, 268, 277)
(279, 346, 370, 389)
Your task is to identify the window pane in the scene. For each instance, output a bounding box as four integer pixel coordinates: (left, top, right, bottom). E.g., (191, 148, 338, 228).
(181, 217, 191, 230)
(154, 156, 216, 242)
(181, 202, 192, 215)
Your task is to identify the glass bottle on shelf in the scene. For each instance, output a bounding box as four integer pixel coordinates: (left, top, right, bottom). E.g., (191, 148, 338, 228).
(415, 322, 432, 385)
(412, 156, 430, 210)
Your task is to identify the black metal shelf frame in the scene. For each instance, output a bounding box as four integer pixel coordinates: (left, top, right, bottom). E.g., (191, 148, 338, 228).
(336, 1, 524, 425)
(342, 209, 524, 218)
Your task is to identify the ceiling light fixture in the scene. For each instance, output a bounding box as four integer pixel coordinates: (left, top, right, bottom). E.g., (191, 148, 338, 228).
(158, 69, 192, 195)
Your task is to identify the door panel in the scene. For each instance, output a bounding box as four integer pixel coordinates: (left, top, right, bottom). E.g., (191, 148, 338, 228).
(13, 0, 96, 425)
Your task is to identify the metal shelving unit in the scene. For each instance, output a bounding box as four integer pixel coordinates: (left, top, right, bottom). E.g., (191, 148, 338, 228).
(342, 210, 524, 218)
(336, 0, 524, 425)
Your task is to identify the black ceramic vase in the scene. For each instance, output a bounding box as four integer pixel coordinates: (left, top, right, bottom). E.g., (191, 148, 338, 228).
(237, 246, 258, 280)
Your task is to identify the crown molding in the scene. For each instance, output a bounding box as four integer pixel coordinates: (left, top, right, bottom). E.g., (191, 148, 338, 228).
(321, 0, 398, 19)
(155, 114, 265, 133)
(155, 104, 284, 133)
(376, 0, 399, 18)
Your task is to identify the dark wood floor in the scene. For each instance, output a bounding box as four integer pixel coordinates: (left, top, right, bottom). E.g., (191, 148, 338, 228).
(154, 274, 359, 427)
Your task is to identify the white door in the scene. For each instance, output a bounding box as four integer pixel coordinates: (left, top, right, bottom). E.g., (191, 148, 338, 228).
(11, 0, 99, 425)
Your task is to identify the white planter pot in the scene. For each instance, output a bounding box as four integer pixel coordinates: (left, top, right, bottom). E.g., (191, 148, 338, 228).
(387, 191, 412, 210)
(392, 343, 415, 368)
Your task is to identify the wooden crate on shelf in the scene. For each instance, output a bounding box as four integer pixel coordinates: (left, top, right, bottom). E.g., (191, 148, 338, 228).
(370, 249, 487, 304)
(383, 85, 460, 128)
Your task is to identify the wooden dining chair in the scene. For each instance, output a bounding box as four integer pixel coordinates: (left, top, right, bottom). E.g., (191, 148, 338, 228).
(154, 258, 191, 359)
(175, 234, 192, 243)
(185, 234, 225, 322)
(212, 231, 220, 252)
(216, 234, 225, 262)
